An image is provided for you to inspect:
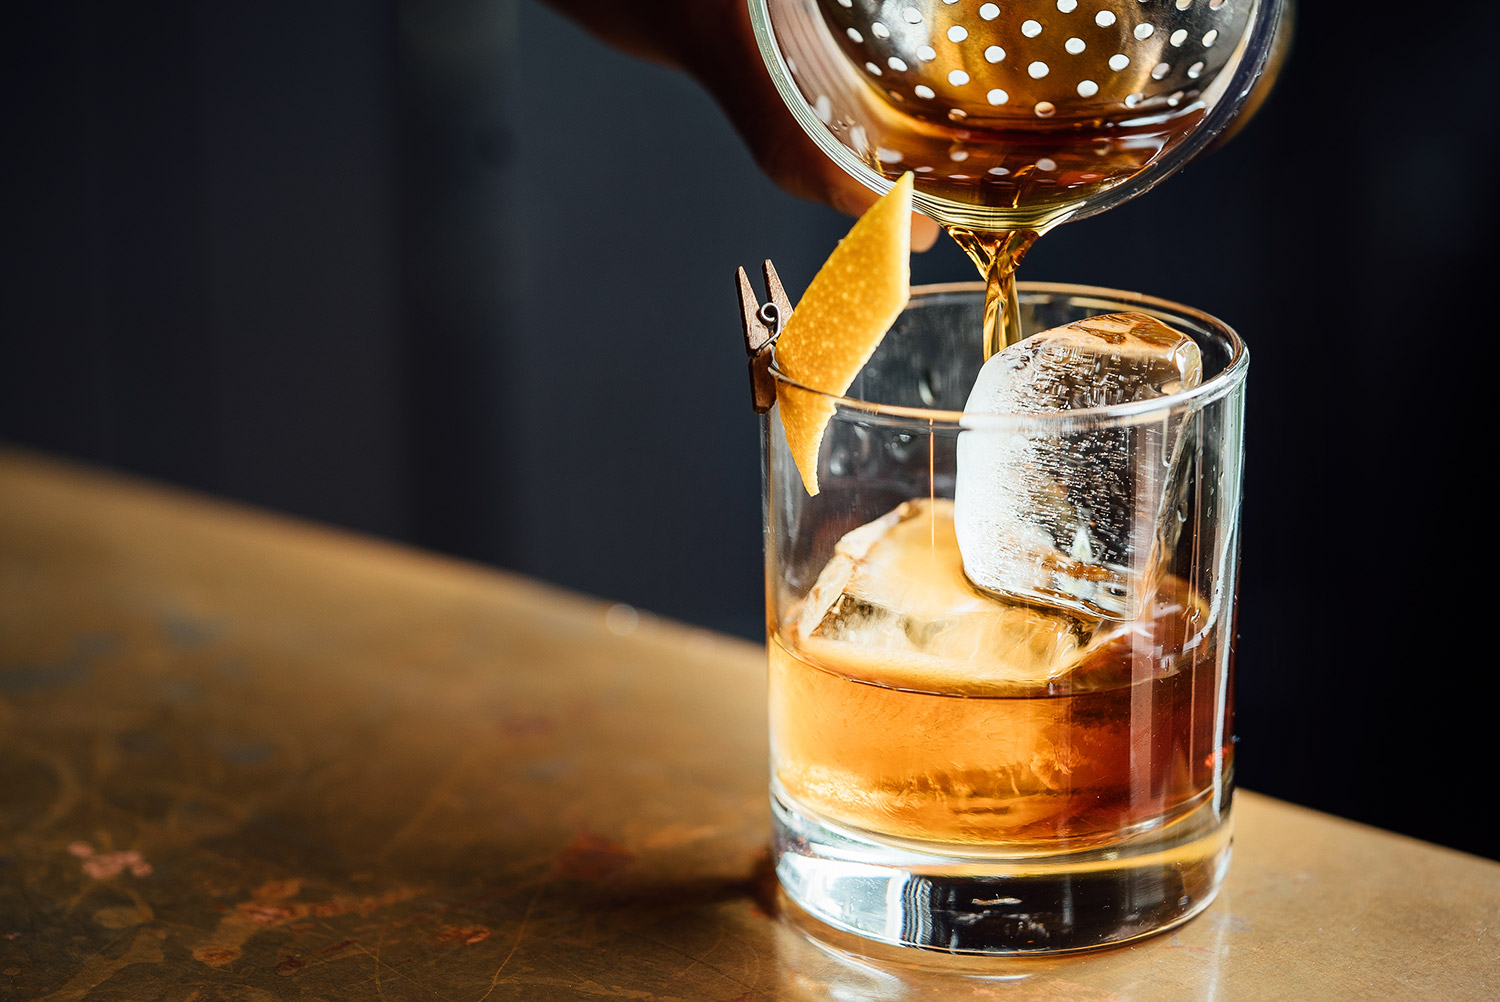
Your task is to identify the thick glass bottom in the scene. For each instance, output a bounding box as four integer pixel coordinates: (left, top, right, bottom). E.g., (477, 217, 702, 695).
(772, 784, 1232, 955)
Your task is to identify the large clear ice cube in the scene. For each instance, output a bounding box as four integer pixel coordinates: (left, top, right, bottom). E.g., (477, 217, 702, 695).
(954, 313, 1202, 621)
(794, 498, 1095, 692)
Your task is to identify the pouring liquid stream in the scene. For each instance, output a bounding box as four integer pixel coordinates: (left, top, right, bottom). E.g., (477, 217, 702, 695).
(947, 227, 1041, 358)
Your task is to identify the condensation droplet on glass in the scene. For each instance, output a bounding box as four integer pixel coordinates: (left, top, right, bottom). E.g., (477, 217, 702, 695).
(887, 431, 918, 462)
(917, 370, 937, 407)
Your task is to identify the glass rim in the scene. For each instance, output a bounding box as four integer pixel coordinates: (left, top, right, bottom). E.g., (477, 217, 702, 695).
(768, 280, 1248, 429)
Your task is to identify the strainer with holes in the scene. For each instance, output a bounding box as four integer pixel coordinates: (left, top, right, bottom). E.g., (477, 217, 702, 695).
(749, 0, 1291, 349)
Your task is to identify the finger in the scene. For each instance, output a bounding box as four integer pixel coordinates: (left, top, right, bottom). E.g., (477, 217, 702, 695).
(910, 213, 940, 252)
(820, 164, 941, 253)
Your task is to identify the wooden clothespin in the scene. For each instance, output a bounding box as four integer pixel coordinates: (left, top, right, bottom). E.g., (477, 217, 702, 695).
(736, 259, 793, 414)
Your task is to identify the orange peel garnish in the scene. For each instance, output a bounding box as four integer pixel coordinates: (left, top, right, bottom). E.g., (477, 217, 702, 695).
(775, 173, 914, 495)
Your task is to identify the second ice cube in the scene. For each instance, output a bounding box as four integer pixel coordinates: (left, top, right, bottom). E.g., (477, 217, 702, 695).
(955, 313, 1203, 620)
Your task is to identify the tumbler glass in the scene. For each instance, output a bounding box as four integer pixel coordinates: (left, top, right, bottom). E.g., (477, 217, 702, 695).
(764, 281, 1246, 954)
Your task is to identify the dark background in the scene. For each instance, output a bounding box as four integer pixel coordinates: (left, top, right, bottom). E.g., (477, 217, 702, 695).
(3, 2, 1493, 859)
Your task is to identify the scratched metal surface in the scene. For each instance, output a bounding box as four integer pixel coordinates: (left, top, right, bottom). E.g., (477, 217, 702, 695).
(1, 446, 1497, 1001)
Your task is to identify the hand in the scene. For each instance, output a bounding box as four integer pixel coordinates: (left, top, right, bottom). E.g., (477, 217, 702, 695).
(541, 0, 941, 251)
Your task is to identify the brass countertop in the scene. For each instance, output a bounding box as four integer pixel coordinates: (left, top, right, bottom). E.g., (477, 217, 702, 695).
(2, 446, 1496, 1000)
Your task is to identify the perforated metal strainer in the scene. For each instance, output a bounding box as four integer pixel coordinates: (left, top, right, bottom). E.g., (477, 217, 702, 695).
(819, 0, 1253, 126)
(751, 0, 1288, 231)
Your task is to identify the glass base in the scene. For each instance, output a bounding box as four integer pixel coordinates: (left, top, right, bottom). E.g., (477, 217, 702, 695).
(772, 786, 1232, 956)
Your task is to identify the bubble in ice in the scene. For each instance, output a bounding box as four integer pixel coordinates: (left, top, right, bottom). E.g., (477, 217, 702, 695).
(955, 313, 1203, 621)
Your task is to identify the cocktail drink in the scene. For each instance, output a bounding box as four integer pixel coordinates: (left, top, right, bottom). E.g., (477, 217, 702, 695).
(761, 282, 1246, 953)
(771, 505, 1222, 849)
(743, 0, 1275, 956)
